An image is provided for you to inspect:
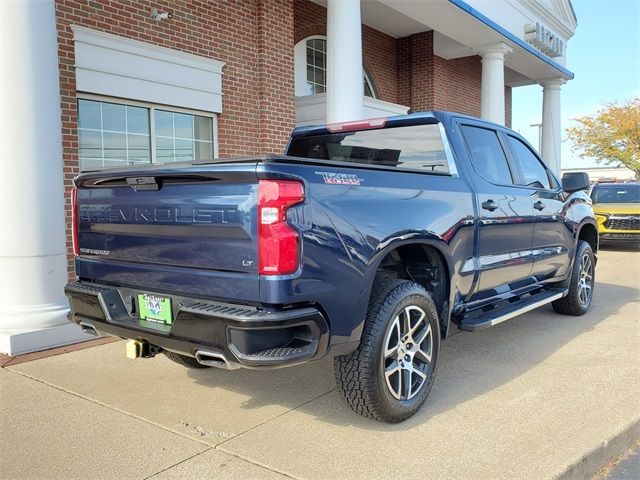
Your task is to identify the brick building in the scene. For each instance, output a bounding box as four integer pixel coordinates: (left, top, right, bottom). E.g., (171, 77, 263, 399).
(0, 0, 577, 353)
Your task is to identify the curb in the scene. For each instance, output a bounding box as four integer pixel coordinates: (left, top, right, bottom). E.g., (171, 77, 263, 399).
(558, 418, 640, 480)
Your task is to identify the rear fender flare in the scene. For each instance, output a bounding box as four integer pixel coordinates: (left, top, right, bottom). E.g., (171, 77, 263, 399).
(359, 233, 455, 338)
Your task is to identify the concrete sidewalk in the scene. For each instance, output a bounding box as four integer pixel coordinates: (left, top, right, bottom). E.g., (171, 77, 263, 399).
(1, 248, 639, 480)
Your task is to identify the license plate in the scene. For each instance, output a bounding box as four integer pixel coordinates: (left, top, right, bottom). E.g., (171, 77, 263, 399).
(137, 293, 173, 325)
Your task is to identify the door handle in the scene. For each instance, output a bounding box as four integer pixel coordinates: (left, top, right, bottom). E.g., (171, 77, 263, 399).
(533, 201, 546, 211)
(481, 200, 499, 211)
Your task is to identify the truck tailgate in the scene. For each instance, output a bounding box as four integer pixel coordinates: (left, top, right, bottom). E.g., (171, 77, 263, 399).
(75, 163, 259, 290)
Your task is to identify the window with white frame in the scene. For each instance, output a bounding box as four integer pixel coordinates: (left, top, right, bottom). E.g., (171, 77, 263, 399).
(295, 36, 376, 98)
(77, 97, 216, 171)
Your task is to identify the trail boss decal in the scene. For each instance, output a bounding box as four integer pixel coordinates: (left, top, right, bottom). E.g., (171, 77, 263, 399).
(316, 171, 363, 185)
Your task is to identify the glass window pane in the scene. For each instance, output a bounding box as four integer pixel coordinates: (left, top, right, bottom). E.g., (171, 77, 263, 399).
(102, 103, 126, 132)
(195, 141, 213, 160)
(461, 126, 513, 185)
(127, 134, 150, 163)
(103, 159, 128, 168)
(307, 65, 314, 84)
(126, 106, 149, 134)
(194, 116, 212, 142)
(314, 49, 325, 68)
(316, 68, 326, 88)
(155, 136, 173, 162)
(78, 100, 101, 130)
(78, 129, 102, 158)
(174, 139, 194, 162)
(155, 110, 173, 137)
(174, 113, 193, 139)
(103, 132, 127, 160)
(80, 158, 103, 171)
(306, 47, 314, 66)
(506, 136, 551, 189)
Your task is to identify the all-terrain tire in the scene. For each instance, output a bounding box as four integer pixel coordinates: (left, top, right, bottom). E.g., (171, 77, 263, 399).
(163, 351, 211, 369)
(552, 240, 595, 316)
(334, 279, 440, 423)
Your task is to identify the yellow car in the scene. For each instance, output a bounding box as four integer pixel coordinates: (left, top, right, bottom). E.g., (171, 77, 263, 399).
(590, 183, 640, 245)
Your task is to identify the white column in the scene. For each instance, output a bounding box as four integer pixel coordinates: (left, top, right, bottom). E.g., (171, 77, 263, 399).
(0, 1, 89, 354)
(326, 0, 364, 123)
(541, 78, 566, 175)
(477, 43, 512, 125)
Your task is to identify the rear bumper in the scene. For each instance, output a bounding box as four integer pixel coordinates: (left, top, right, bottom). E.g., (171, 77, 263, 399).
(64, 281, 329, 369)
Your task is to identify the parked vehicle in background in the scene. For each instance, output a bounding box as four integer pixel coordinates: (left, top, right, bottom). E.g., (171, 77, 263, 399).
(591, 183, 640, 246)
(65, 112, 597, 422)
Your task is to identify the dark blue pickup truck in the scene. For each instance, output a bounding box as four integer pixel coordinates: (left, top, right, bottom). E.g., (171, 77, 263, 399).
(65, 111, 597, 422)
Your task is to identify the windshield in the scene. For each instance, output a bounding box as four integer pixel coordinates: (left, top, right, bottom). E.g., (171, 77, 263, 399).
(591, 184, 640, 204)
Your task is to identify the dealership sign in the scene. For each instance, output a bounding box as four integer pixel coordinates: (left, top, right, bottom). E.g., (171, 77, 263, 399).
(524, 22, 564, 58)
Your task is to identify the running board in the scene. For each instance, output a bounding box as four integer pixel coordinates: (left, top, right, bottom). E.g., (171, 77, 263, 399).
(458, 289, 567, 332)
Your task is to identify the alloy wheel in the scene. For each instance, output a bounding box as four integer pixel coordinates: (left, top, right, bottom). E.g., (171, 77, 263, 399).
(577, 253, 593, 306)
(382, 305, 433, 401)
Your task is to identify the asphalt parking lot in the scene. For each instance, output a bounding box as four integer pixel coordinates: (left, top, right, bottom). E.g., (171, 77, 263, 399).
(1, 247, 638, 480)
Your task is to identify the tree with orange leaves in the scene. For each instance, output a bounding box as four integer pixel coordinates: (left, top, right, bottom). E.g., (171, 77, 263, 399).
(566, 98, 640, 180)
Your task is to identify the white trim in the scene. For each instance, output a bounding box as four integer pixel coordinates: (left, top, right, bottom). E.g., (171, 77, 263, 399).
(72, 26, 225, 72)
(72, 26, 225, 113)
(295, 93, 409, 126)
(362, 96, 409, 114)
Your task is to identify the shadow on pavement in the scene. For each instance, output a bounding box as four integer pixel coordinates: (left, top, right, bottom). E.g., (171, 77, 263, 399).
(186, 280, 637, 431)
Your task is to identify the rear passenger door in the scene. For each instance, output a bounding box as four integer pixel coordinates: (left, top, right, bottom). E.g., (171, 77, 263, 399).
(457, 121, 536, 302)
(502, 133, 573, 282)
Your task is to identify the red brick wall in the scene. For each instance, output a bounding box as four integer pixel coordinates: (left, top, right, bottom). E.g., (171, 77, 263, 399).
(56, 0, 294, 277)
(400, 31, 435, 111)
(505, 86, 512, 128)
(397, 36, 412, 108)
(293, 0, 398, 103)
(257, 0, 295, 154)
(433, 54, 482, 117)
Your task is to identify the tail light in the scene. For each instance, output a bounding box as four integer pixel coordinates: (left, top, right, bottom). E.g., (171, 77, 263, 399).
(71, 186, 79, 256)
(258, 180, 304, 275)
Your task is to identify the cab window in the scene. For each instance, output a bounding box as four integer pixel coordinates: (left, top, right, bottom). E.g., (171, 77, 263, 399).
(506, 135, 552, 189)
(460, 125, 514, 185)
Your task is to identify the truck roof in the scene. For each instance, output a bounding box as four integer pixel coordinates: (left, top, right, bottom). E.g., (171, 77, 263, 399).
(290, 110, 505, 139)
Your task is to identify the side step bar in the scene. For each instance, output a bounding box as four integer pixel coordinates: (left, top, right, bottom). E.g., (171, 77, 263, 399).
(459, 289, 567, 332)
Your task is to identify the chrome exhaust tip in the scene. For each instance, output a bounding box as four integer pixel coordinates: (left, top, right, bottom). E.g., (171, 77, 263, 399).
(194, 350, 238, 369)
(79, 321, 98, 336)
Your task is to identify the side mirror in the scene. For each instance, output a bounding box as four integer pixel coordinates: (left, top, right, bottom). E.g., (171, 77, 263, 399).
(562, 172, 590, 193)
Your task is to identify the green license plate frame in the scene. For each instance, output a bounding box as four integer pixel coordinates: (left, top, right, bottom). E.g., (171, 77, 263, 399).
(137, 293, 173, 325)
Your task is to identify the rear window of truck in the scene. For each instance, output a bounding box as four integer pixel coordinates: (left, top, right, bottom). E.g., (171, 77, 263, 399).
(287, 124, 453, 174)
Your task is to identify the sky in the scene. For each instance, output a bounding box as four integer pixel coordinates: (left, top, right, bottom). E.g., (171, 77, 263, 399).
(511, 0, 640, 169)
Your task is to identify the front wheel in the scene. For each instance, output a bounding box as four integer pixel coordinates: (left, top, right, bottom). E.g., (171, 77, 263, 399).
(552, 240, 595, 316)
(334, 280, 440, 423)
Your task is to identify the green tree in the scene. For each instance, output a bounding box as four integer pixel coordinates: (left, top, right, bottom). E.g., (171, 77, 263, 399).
(566, 98, 640, 180)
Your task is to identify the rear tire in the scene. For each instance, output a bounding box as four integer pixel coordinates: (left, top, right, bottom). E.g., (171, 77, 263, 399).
(552, 240, 595, 316)
(163, 351, 211, 369)
(334, 279, 440, 423)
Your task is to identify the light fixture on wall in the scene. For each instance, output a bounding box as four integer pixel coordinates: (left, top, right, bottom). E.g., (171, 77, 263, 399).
(151, 8, 173, 21)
